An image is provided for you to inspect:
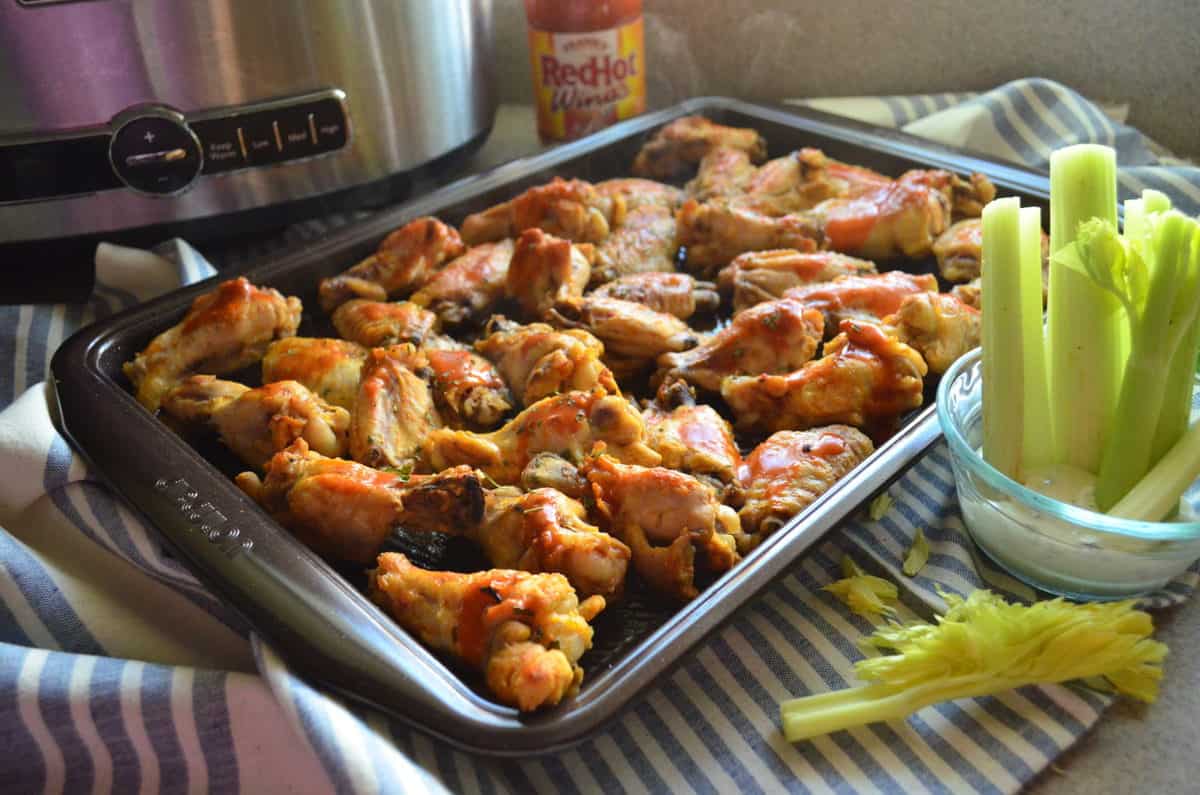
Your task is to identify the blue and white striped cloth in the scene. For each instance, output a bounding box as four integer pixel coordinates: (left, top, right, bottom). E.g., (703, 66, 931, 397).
(1, 79, 1197, 794)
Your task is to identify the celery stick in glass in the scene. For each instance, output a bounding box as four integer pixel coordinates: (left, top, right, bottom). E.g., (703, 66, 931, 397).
(981, 198, 1024, 479)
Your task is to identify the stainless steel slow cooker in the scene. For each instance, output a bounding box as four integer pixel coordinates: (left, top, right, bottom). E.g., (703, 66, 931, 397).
(0, 0, 497, 245)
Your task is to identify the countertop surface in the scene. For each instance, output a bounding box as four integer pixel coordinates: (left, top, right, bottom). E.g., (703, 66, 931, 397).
(470, 104, 1197, 794)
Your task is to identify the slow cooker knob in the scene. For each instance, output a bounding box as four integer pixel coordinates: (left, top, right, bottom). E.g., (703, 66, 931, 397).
(108, 106, 203, 196)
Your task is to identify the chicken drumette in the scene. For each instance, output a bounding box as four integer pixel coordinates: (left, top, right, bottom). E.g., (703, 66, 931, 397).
(882, 291, 981, 375)
(461, 178, 624, 246)
(721, 320, 927, 434)
(161, 376, 349, 470)
(318, 217, 465, 312)
(368, 553, 605, 711)
(424, 388, 660, 485)
(124, 277, 301, 412)
(505, 228, 593, 320)
(583, 455, 740, 601)
(736, 426, 874, 547)
(655, 297, 825, 392)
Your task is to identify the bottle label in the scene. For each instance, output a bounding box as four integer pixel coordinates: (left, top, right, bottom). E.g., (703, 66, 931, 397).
(528, 16, 646, 141)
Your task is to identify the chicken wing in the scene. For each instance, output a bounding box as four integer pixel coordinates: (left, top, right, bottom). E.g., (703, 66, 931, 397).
(423, 345, 513, 430)
(595, 178, 683, 212)
(368, 552, 605, 711)
(409, 239, 514, 327)
(161, 376, 350, 470)
(506, 228, 592, 320)
(350, 345, 440, 469)
(718, 249, 877, 312)
(472, 487, 631, 600)
(124, 277, 302, 412)
(591, 204, 680, 284)
(721, 320, 927, 434)
(676, 198, 821, 277)
(685, 147, 758, 201)
(811, 170, 952, 261)
(262, 337, 368, 410)
(461, 177, 624, 246)
(235, 440, 484, 563)
(424, 389, 661, 485)
(317, 217, 464, 312)
(590, 272, 719, 320)
(782, 271, 939, 338)
(883, 291, 981, 375)
(951, 279, 981, 309)
(330, 299, 440, 348)
(474, 318, 618, 408)
(655, 298, 825, 393)
(737, 426, 874, 546)
(641, 380, 742, 493)
(548, 296, 700, 379)
(583, 455, 740, 601)
(632, 116, 767, 179)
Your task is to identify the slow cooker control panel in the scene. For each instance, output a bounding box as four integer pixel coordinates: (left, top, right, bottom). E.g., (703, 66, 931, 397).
(0, 89, 348, 204)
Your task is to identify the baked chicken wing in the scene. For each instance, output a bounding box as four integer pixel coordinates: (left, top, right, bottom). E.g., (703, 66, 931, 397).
(423, 345, 514, 430)
(424, 389, 661, 485)
(736, 426, 874, 547)
(474, 318, 618, 408)
(595, 178, 683, 212)
(641, 380, 742, 493)
(676, 198, 822, 277)
(330, 299, 439, 348)
(350, 345, 440, 469)
(409, 239, 514, 327)
(368, 553, 605, 711)
(591, 204, 680, 284)
(549, 296, 700, 379)
(685, 146, 759, 201)
(317, 217, 465, 312)
(590, 272, 719, 320)
(472, 487, 631, 600)
(718, 249, 877, 312)
(883, 291, 981, 375)
(124, 277, 301, 412)
(583, 455, 740, 601)
(235, 440, 484, 563)
(655, 298, 825, 392)
(262, 337, 367, 411)
(632, 116, 767, 179)
(810, 170, 953, 261)
(721, 320, 927, 434)
(782, 271, 939, 338)
(506, 228, 592, 320)
(461, 177, 624, 246)
(161, 376, 349, 470)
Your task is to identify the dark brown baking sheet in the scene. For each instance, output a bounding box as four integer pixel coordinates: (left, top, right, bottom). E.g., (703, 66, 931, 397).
(50, 97, 1050, 755)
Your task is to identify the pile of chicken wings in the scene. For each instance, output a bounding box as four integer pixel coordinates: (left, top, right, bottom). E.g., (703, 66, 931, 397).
(123, 116, 990, 712)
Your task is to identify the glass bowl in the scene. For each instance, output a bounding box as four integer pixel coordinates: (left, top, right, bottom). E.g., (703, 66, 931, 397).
(937, 348, 1200, 600)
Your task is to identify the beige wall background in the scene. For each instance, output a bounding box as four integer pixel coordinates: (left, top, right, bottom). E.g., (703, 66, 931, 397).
(493, 0, 1200, 158)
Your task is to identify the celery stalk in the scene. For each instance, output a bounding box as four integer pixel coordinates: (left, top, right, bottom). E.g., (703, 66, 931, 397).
(780, 590, 1166, 742)
(1150, 227, 1200, 463)
(1111, 416, 1200, 521)
(1046, 145, 1120, 473)
(981, 198, 1024, 479)
(1018, 206, 1053, 470)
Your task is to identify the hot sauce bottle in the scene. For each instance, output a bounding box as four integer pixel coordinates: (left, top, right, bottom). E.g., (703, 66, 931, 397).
(523, 0, 647, 141)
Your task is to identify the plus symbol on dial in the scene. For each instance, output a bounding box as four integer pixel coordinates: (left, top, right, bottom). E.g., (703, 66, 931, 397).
(143, 131, 156, 143)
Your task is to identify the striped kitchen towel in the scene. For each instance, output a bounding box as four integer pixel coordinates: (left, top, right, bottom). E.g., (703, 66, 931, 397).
(0, 78, 1197, 794)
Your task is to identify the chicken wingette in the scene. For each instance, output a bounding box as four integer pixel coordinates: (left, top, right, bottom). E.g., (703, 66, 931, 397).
(590, 272, 719, 320)
(368, 553, 606, 711)
(632, 116, 767, 179)
(721, 320, 927, 434)
(461, 177, 624, 246)
(718, 249, 877, 313)
(409, 240, 514, 327)
(424, 388, 660, 485)
(318, 217, 464, 312)
(262, 337, 367, 411)
(474, 318, 617, 408)
(123, 277, 301, 412)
